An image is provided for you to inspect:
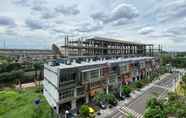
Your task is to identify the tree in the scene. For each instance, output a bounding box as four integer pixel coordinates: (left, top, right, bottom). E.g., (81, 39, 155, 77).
(182, 75, 186, 83)
(0, 70, 24, 85)
(33, 62, 43, 87)
(122, 85, 131, 97)
(80, 105, 90, 118)
(105, 93, 116, 104)
(176, 81, 186, 96)
(146, 97, 159, 108)
(144, 97, 165, 118)
(94, 92, 106, 103)
(127, 113, 133, 118)
(144, 106, 165, 118)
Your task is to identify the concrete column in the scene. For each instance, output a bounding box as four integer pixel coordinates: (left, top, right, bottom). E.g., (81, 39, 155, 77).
(71, 88, 77, 109)
(71, 100, 76, 109)
(86, 95, 89, 103)
(106, 80, 109, 94)
(139, 74, 142, 80)
(119, 83, 122, 97)
(135, 76, 137, 81)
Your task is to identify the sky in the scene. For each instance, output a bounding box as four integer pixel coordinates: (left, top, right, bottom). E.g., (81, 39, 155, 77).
(0, 0, 186, 51)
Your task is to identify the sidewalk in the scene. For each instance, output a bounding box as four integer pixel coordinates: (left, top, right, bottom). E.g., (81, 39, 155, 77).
(96, 73, 171, 118)
(121, 73, 171, 106)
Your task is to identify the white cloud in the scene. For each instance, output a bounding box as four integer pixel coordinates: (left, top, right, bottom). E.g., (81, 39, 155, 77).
(25, 18, 49, 30)
(138, 27, 154, 35)
(75, 22, 103, 33)
(91, 3, 139, 25)
(55, 4, 80, 16)
(111, 3, 139, 21)
(0, 0, 185, 51)
(0, 16, 16, 27)
(156, 0, 186, 22)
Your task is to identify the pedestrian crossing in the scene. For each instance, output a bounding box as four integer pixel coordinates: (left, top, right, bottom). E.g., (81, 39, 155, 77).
(152, 84, 170, 90)
(119, 106, 143, 118)
(111, 111, 125, 118)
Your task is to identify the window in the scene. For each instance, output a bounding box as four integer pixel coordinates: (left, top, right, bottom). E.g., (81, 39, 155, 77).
(120, 64, 128, 73)
(59, 88, 74, 99)
(90, 70, 99, 79)
(77, 87, 85, 96)
(60, 70, 76, 83)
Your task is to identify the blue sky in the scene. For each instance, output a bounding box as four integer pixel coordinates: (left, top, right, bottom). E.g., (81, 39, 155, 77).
(0, 0, 186, 51)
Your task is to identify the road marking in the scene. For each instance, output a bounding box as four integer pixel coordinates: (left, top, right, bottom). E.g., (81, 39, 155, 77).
(152, 84, 170, 90)
(114, 74, 173, 118)
(111, 112, 121, 118)
(116, 109, 127, 116)
(111, 110, 126, 118)
(119, 106, 143, 118)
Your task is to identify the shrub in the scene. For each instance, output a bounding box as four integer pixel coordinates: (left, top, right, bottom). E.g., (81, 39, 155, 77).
(146, 97, 159, 108)
(144, 97, 166, 118)
(144, 106, 165, 118)
(135, 81, 143, 88)
(80, 105, 90, 118)
(122, 85, 131, 96)
(105, 93, 116, 103)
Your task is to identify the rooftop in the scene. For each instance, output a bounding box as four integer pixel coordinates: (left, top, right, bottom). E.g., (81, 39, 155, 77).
(45, 56, 154, 70)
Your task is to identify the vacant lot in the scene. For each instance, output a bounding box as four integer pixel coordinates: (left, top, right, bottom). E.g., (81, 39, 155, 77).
(0, 87, 52, 118)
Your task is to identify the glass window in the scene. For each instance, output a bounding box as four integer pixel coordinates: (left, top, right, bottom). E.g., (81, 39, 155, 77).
(59, 88, 74, 99)
(60, 70, 76, 83)
(90, 69, 99, 79)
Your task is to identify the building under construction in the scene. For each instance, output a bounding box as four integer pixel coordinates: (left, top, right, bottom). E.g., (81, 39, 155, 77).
(53, 36, 156, 58)
(44, 36, 160, 117)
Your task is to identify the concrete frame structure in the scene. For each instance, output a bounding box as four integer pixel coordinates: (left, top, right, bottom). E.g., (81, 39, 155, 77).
(43, 36, 160, 117)
(61, 36, 154, 58)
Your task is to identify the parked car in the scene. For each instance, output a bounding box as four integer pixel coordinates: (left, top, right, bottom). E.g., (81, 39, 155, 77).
(114, 92, 126, 100)
(65, 111, 76, 118)
(97, 101, 107, 109)
(120, 95, 127, 100)
(88, 107, 96, 118)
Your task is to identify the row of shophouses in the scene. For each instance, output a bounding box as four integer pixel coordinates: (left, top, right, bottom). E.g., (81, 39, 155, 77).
(43, 56, 160, 115)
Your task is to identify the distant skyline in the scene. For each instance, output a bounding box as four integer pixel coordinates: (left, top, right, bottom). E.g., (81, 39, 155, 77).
(0, 0, 186, 51)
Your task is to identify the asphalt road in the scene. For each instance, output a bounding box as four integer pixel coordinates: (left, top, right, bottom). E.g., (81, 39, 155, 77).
(127, 73, 176, 114)
(108, 111, 125, 118)
(127, 86, 166, 114)
(155, 73, 177, 87)
(106, 73, 177, 118)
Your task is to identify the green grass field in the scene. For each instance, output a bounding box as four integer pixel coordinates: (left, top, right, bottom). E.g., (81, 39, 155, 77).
(0, 88, 52, 118)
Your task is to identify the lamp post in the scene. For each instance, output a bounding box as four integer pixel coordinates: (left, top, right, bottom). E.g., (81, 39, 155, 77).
(65, 110, 69, 118)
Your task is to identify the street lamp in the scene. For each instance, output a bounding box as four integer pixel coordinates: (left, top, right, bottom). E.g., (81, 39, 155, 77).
(65, 110, 69, 118)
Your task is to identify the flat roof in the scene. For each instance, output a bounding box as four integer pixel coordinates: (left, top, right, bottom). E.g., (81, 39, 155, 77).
(48, 57, 154, 70)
